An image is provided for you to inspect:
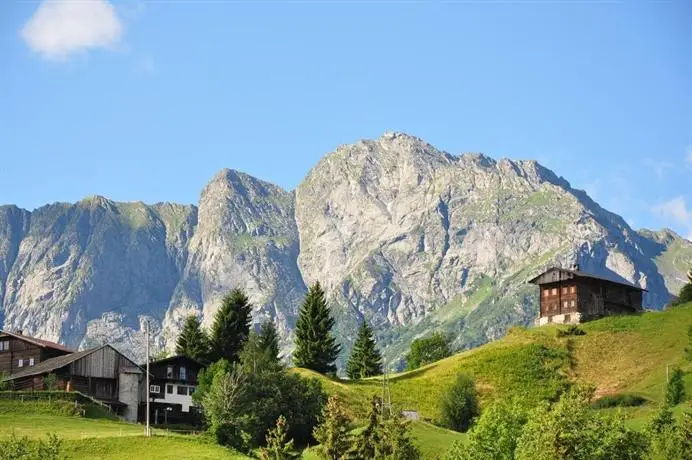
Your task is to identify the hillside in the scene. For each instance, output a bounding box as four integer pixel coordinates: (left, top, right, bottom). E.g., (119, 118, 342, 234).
(1, 133, 692, 365)
(295, 304, 692, 424)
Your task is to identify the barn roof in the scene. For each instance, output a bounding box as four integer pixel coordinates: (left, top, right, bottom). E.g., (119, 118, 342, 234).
(528, 267, 647, 291)
(142, 354, 205, 368)
(1, 344, 143, 382)
(0, 330, 74, 353)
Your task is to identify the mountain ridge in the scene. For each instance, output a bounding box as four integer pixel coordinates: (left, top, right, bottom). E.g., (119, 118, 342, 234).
(1, 132, 691, 366)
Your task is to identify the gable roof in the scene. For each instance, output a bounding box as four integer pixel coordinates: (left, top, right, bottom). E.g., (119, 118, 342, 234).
(528, 267, 647, 291)
(0, 330, 74, 353)
(2, 344, 143, 382)
(144, 354, 205, 368)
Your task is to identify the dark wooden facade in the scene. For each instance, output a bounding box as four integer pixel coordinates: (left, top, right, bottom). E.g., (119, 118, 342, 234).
(529, 267, 644, 324)
(140, 355, 204, 426)
(0, 331, 73, 376)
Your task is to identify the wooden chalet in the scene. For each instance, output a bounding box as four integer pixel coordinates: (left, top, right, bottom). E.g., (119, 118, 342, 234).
(2, 344, 145, 421)
(140, 355, 204, 426)
(0, 330, 73, 376)
(529, 266, 645, 325)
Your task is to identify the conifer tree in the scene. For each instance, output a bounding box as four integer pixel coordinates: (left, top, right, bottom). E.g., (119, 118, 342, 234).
(176, 314, 209, 362)
(293, 282, 341, 375)
(346, 321, 382, 379)
(313, 396, 352, 460)
(258, 319, 281, 363)
(351, 396, 382, 459)
(210, 288, 253, 363)
(259, 415, 300, 460)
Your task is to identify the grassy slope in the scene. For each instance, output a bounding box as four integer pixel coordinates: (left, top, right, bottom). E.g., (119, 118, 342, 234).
(295, 304, 692, 454)
(0, 401, 246, 460)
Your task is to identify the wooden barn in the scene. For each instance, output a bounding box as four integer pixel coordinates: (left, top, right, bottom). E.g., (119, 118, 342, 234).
(1, 344, 145, 421)
(0, 330, 73, 376)
(529, 266, 645, 325)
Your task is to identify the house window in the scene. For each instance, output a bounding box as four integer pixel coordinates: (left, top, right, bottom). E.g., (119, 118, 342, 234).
(177, 386, 187, 395)
(188, 387, 195, 395)
(551, 288, 557, 295)
(571, 300, 576, 308)
(166, 366, 173, 379)
(18, 359, 23, 367)
(563, 301, 568, 309)
(570, 286, 576, 293)
(543, 289, 549, 298)
(562, 287, 568, 294)
(180, 366, 186, 381)
(565, 314, 571, 322)
(29, 357, 35, 366)
(0, 340, 9, 351)
(166, 384, 173, 394)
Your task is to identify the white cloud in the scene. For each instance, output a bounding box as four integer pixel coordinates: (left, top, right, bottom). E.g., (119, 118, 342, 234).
(20, 0, 123, 60)
(652, 196, 692, 241)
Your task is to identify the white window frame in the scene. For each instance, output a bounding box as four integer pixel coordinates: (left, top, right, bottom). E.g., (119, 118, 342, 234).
(149, 384, 161, 394)
(179, 366, 186, 381)
(18, 359, 24, 367)
(29, 357, 35, 366)
(166, 366, 173, 379)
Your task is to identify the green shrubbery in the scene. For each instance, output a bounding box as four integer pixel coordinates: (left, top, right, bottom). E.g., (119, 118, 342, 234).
(440, 373, 479, 432)
(405, 332, 452, 370)
(591, 394, 647, 409)
(556, 325, 586, 337)
(0, 433, 63, 460)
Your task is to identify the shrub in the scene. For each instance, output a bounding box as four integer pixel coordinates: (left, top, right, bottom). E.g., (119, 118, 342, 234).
(446, 400, 528, 460)
(43, 373, 58, 391)
(259, 416, 300, 460)
(591, 394, 647, 409)
(665, 367, 685, 406)
(440, 373, 480, 432)
(405, 332, 452, 370)
(0, 433, 63, 460)
(313, 396, 352, 460)
(556, 325, 585, 338)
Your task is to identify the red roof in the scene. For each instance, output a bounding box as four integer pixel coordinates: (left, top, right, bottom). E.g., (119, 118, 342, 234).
(0, 330, 74, 353)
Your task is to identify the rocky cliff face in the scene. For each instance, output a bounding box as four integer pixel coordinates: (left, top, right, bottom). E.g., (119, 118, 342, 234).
(1, 133, 690, 365)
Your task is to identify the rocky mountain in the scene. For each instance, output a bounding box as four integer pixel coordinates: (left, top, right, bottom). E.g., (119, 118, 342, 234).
(1, 133, 691, 367)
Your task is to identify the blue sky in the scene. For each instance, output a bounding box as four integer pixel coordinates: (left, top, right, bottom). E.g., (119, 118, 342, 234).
(1, 0, 691, 239)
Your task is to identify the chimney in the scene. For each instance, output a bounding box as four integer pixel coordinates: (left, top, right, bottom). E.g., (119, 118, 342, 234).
(16, 329, 23, 335)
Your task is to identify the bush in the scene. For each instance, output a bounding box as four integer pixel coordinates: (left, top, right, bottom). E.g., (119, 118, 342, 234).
(406, 332, 452, 370)
(0, 433, 62, 460)
(440, 373, 480, 432)
(42, 373, 58, 391)
(556, 325, 585, 337)
(591, 394, 647, 409)
(446, 400, 528, 460)
(202, 361, 326, 450)
(665, 367, 685, 406)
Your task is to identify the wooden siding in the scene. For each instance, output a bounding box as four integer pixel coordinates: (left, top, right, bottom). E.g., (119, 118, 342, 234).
(148, 357, 202, 384)
(69, 346, 141, 379)
(539, 282, 578, 317)
(0, 336, 43, 375)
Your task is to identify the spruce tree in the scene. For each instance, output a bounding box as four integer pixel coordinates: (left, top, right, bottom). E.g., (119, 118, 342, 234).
(258, 319, 281, 363)
(346, 321, 382, 379)
(293, 282, 341, 375)
(210, 288, 253, 363)
(176, 314, 209, 362)
(313, 396, 352, 460)
(259, 415, 300, 460)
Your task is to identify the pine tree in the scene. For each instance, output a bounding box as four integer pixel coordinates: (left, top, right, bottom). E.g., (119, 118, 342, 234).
(375, 409, 420, 459)
(313, 396, 352, 460)
(293, 282, 341, 375)
(258, 319, 281, 363)
(351, 396, 381, 459)
(176, 314, 209, 362)
(210, 289, 253, 363)
(673, 269, 692, 306)
(259, 415, 300, 460)
(346, 321, 382, 379)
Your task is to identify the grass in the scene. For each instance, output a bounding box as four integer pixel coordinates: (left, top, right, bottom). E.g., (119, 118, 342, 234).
(295, 304, 692, 430)
(0, 399, 248, 459)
